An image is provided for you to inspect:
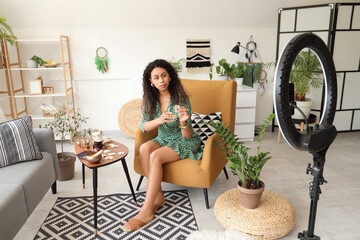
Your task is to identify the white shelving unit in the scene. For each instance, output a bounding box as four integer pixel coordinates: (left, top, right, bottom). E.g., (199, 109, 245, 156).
(234, 85, 257, 141)
(3, 35, 75, 123)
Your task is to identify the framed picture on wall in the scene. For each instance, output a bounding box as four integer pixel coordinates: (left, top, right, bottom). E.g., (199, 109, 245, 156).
(28, 79, 43, 95)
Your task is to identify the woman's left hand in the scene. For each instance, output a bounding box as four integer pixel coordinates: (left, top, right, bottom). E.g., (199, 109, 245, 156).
(178, 106, 189, 124)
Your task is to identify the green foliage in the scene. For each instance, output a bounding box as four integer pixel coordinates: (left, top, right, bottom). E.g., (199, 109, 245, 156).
(233, 62, 247, 78)
(0, 16, 16, 46)
(39, 104, 91, 157)
(169, 58, 186, 72)
(207, 113, 275, 189)
(290, 50, 323, 101)
(216, 59, 233, 78)
(31, 55, 46, 66)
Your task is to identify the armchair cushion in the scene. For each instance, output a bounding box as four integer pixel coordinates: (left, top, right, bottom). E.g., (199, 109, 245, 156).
(0, 116, 42, 168)
(191, 111, 222, 147)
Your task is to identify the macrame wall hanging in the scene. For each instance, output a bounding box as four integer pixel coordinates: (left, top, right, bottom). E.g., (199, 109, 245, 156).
(238, 35, 269, 94)
(186, 39, 211, 73)
(95, 47, 109, 73)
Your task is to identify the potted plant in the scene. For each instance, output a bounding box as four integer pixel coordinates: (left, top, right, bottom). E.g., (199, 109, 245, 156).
(211, 59, 232, 80)
(232, 62, 247, 86)
(290, 50, 322, 119)
(208, 113, 275, 209)
(27, 55, 46, 68)
(169, 58, 186, 72)
(40, 104, 91, 181)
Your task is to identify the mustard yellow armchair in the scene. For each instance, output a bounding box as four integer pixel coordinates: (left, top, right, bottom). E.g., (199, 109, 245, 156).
(133, 79, 237, 208)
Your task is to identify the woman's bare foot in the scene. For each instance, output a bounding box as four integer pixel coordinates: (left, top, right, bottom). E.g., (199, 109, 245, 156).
(122, 208, 154, 232)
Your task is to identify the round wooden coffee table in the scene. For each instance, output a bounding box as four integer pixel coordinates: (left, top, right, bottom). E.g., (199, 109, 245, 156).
(75, 138, 138, 235)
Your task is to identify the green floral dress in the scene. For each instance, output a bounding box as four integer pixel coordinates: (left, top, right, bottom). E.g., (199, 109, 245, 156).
(140, 99, 203, 160)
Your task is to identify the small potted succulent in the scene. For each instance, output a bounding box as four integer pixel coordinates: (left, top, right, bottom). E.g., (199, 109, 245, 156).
(208, 113, 275, 209)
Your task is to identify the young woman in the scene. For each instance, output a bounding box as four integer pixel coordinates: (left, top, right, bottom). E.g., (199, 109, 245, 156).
(123, 59, 203, 231)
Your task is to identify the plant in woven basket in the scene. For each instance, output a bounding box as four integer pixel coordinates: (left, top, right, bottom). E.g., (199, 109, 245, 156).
(208, 113, 275, 189)
(39, 104, 91, 160)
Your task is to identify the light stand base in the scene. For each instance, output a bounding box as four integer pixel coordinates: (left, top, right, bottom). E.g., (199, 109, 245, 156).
(298, 231, 320, 240)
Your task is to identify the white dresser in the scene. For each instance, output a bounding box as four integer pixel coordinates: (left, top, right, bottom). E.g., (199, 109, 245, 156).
(234, 85, 257, 141)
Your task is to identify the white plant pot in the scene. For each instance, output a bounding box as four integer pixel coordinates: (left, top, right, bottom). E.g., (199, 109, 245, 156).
(218, 75, 229, 80)
(235, 77, 243, 87)
(293, 98, 312, 119)
(26, 59, 38, 68)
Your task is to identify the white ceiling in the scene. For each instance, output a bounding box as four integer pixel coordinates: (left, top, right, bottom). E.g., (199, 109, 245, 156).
(2, 0, 359, 29)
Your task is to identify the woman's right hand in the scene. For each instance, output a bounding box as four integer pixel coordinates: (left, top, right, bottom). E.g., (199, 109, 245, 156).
(158, 111, 176, 125)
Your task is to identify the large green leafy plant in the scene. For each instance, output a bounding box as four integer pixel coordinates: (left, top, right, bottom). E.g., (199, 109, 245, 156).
(290, 50, 323, 101)
(0, 16, 15, 46)
(40, 105, 91, 159)
(208, 113, 275, 189)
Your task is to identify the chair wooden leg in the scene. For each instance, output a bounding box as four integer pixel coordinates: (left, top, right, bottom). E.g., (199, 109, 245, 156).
(136, 175, 144, 191)
(223, 167, 229, 179)
(51, 181, 57, 194)
(203, 188, 209, 209)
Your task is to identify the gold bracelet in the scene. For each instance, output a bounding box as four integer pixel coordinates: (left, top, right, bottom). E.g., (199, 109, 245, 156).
(179, 123, 188, 129)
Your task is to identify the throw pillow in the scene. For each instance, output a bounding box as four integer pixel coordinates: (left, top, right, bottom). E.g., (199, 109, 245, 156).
(191, 112, 222, 148)
(0, 116, 43, 168)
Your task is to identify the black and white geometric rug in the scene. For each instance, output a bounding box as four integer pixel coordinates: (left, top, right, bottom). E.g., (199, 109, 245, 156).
(35, 190, 198, 240)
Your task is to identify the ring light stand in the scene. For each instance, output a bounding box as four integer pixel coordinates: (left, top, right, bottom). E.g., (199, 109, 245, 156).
(274, 33, 337, 239)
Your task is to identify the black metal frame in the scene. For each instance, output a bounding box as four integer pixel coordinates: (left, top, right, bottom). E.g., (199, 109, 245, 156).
(272, 3, 360, 133)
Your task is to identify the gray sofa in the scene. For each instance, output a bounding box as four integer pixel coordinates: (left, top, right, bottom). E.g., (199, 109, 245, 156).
(0, 128, 58, 240)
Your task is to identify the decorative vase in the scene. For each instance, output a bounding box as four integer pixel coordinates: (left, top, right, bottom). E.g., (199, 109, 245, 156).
(218, 75, 229, 80)
(26, 59, 38, 68)
(237, 181, 265, 209)
(293, 98, 312, 119)
(235, 77, 243, 87)
(57, 152, 76, 181)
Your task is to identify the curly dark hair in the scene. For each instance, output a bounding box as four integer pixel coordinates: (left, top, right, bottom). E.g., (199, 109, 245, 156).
(142, 59, 189, 118)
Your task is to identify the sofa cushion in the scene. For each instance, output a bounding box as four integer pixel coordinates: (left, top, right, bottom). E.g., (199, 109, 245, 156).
(0, 184, 28, 240)
(0, 116, 42, 168)
(0, 152, 55, 215)
(191, 112, 222, 147)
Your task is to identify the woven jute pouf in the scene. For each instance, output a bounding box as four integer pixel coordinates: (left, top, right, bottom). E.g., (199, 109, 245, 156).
(214, 189, 296, 240)
(117, 98, 143, 138)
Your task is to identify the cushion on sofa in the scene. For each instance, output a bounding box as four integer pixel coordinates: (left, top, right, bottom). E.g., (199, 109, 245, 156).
(191, 112, 222, 147)
(0, 116, 42, 168)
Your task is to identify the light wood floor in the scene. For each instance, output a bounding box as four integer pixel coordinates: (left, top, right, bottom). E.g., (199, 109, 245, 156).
(14, 130, 360, 240)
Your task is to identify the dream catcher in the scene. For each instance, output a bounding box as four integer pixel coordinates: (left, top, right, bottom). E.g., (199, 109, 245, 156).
(255, 69, 268, 95)
(95, 47, 109, 73)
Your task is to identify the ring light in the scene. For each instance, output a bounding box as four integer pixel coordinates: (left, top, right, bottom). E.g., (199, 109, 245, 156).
(274, 33, 337, 240)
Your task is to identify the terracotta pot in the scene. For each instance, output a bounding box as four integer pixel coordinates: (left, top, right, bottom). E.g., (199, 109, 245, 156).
(237, 181, 265, 209)
(57, 152, 76, 181)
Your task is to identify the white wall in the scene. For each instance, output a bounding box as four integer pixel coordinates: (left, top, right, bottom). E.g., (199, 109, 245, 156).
(1, 0, 357, 130)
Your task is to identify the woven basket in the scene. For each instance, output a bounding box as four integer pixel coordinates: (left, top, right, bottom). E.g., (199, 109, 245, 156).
(117, 98, 143, 138)
(214, 189, 296, 240)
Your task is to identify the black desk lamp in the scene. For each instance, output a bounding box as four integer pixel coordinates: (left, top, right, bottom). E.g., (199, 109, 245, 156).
(274, 33, 337, 240)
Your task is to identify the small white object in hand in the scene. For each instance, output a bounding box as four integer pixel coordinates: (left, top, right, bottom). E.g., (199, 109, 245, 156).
(102, 154, 106, 157)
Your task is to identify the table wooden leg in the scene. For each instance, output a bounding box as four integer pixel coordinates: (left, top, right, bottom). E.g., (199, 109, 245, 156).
(82, 163, 85, 188)
(300, 122, 304, 132)
(93, 168, 98, 236)
(278, 128, 281, 143)
(121, 159, 138, 206)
